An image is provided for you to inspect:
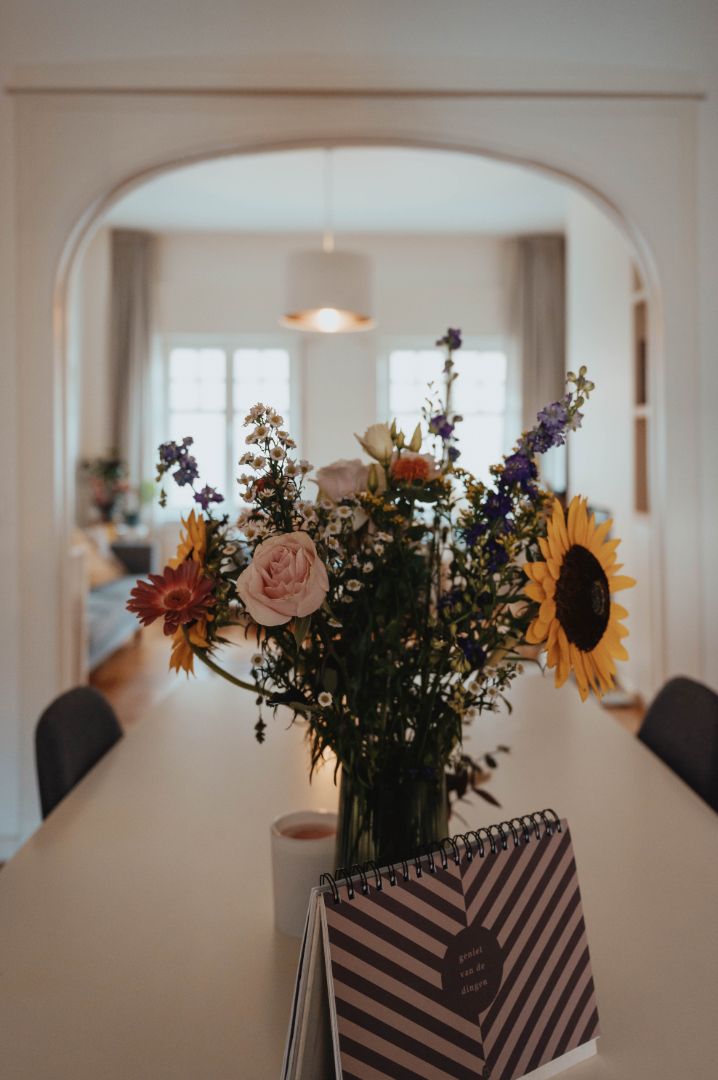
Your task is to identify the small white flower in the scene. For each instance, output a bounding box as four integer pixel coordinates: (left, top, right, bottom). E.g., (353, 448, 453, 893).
(327, 617, 342, 628)
(362, 562, 374, 573)
(319, 498, 334, 511)
(270, 413, 284, 426)
(245, 431, 259, 445)
(254, 424, 269, 439)
(284, 438, 297, 449)
(341, 594, 354, 603)
(270, 446, 284, 461)
(465, 707, 478, 720)
(251, 653, 263, 667)
(278, 430, 289, 439)
(242, 491, 254, 503)
(285, 461, 299, 477)
(251, 455, 266, 469)
(336, 505, 353, 519)
(374, 542, 385, 556)
(244, 524, 260, 540)
(239, 451, 254, 465)
(318, 691, 333, 708)
(327, 521, 342, 536)
(239, 473, 253, 485)
(223, 543, 238, 555)
(377, 531, 394, 543)
(346, 579, 362, 592)
(220, 558, 236, 573)
(299, 459, 312, 474)
(468, 680, 481, 694)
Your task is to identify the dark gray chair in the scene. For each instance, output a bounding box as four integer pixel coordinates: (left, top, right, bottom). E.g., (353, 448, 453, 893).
(35, 687, 123, 818)
(638, 676, 718, 812)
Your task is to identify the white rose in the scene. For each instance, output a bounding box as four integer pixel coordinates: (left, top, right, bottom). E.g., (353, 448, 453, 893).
(315, 458, 369, 502)
(355, 423, 394, 464)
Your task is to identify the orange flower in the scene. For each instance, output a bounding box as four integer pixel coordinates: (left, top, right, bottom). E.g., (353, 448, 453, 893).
(127, 561, 215, 636)
(390, 452, 440, 484)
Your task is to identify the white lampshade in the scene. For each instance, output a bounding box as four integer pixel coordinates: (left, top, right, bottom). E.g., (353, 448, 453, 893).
(280, 250, 374, 333)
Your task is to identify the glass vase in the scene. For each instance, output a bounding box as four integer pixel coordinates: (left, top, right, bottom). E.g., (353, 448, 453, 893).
(335, 763, 448, 870)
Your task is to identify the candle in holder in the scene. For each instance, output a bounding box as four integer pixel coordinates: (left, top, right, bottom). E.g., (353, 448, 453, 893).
(270, 809, 337, 937)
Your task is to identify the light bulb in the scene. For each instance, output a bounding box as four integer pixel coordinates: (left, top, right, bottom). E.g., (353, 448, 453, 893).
(315, 307, 342, 333)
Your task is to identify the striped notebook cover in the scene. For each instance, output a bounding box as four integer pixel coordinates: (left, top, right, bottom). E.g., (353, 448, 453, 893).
(283, 812, 599, 1080)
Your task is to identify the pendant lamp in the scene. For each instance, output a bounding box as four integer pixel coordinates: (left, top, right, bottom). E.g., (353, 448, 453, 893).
(280, 152, 375, 333)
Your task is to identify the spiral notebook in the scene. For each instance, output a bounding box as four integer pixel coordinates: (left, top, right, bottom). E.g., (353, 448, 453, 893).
(282, 811, 599, 1080)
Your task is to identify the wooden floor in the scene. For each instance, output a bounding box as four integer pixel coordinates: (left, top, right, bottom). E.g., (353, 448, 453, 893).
(91, 627, 645, 736)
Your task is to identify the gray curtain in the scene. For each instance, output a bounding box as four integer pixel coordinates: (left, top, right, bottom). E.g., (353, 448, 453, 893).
(110, 229, 156, 488)
(515, 235, 566, 492)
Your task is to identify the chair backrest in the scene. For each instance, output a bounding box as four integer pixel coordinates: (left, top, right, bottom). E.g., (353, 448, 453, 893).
(639, 676, 718, 812)
(35, 686, 123, 818)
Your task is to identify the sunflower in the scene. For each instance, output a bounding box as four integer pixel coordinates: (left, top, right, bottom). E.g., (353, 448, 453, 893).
(169, 509, 207, 568)
(524, 496, 635, 701)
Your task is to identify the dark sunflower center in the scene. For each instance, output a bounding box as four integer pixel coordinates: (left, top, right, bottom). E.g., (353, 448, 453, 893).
(554, 544, 610, 652)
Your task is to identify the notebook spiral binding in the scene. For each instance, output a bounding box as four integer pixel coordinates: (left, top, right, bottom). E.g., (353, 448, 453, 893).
(320, 808, 562, 903)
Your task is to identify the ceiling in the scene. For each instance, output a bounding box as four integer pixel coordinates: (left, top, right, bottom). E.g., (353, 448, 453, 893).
(105, 147, 569, 235)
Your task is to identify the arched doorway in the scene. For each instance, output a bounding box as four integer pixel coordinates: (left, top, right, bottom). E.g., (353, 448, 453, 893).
(10, 89, 699, 844)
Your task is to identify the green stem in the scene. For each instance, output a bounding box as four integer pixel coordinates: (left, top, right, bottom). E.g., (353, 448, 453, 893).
(189, 644, 321, 717)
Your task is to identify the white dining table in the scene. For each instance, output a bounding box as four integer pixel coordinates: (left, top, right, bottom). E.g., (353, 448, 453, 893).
(1, 670, 717, 1079)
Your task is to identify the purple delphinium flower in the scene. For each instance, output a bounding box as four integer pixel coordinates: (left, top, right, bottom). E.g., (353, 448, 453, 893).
(435, 327, 462, 351)
(501, 452, 538, 488)
(485, 538, 509, 572)
(173, 457, 200, 487)
(448, 446, 461, 462)
(429, 413, 455, 440)
(459, 637, 486, 670)
(193, 485, 224, 511)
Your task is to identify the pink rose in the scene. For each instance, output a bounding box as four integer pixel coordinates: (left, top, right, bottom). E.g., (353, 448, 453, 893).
(236, 532, 329, 626)
(315, 458, 369, 502)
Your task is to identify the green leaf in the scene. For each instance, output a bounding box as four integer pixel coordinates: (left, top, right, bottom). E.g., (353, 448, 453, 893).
(292, 615, 311, 646)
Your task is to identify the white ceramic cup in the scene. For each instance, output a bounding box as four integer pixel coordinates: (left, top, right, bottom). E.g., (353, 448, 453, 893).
(270, 809, 338, 938)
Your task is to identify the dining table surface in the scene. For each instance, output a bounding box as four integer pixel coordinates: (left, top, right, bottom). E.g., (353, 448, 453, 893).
(1, 668, 717, 1079)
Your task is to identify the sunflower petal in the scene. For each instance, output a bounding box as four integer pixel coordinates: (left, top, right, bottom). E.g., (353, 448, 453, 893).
(553, 500, 570, 550)
(588, 518, 613, 554)
(611, 602, 629, 620)
(539, 597, 556, 624)
(525, 581, 547, 603)
(609, 575, 636, 592)
(524, 561, 547, 583)
(526, 619, 549, 645)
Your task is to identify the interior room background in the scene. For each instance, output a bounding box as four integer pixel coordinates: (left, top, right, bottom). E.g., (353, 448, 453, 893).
(1, 0, 716, 860)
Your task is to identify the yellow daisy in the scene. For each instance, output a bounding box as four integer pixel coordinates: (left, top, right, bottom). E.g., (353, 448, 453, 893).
(524, 496, 635, 702)
(169, 509, 207, 568)
(169, 619, 211, 676)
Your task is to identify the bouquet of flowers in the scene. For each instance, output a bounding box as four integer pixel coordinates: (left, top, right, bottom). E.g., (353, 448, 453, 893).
(128, 329, 633, 865)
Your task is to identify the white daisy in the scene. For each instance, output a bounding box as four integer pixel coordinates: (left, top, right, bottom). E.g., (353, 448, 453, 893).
(251, 653, 263, 666)
(270, 413, 284, 426)
(362, 562, 374, 573)
(251, 455, 266, 469)
(239, 451, 254, 465)
(346, 579, 362, 592)
(336, 505, 353, 519)
(299, 460, 312, 474)
(377, 531, 394, 543)
(319, 498, 334, 511)
(270, 446, 284, 461)
(285, 461, 299, 477)
(374, 542, 385, 556)
(318, 691, 333, 708)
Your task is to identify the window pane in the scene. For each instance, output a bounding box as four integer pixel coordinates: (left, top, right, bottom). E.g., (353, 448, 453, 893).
(233, 348, 291, 425)
(387, 347, 507, 484)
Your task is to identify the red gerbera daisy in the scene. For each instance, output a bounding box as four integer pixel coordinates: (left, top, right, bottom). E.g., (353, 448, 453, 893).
(127, 561, 215, 636)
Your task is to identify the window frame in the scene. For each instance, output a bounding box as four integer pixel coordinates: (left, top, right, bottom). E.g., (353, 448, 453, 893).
(160, 332, 302, 512)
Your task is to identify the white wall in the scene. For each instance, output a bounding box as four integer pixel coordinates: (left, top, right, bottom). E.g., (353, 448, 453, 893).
(566, 194, 655, 700)
(76, 229, 515, 474)
(1, 0, 716, 857)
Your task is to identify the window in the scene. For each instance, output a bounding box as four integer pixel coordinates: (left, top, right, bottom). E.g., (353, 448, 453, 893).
(387, 345, 508, 483)
(164, 339, 294, 508)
